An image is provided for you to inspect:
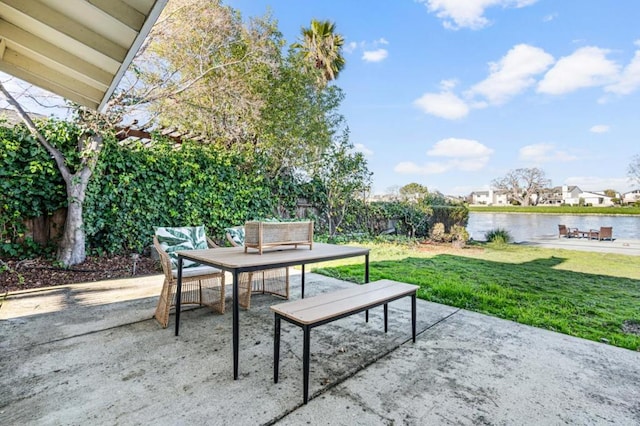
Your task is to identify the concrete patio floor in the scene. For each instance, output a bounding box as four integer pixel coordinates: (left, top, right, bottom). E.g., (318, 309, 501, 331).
(1, 269, 639, 425)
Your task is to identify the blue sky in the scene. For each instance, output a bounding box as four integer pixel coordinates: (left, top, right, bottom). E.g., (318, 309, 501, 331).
(230, 0, 640, 196)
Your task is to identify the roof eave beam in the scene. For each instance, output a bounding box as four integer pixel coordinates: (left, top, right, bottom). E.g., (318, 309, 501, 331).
(98, 0, 169, 111)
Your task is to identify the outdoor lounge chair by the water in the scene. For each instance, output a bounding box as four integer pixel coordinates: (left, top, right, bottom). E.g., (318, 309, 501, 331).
(558, 224, 578, 238)
(589, 226, 613, 241)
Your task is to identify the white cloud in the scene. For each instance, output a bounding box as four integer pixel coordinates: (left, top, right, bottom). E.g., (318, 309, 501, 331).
(413, 91, 469, 119)
(353, 143, 374, 157)
(362, 49, 388, 63)
(395, 138, 493, 175)
(347, 38, 390, 62)
(427, 138, 494, 158)
(605, 47, 640, 95)
(565, 176, 634, 193)
(344, 41, 358, 54)
(518, 143, 577, 163)
(537, 46, 619, 95)
(589, 124, 610, 133)
(439, 79, 459, 91)
(469, 44, 554, 104)
(394, 161, 450, 175)
(543, 13, 558, 22)
(420, 0, 538, 30)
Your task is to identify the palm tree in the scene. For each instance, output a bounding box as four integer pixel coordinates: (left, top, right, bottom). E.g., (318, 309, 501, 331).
(292, 19, 345, 86)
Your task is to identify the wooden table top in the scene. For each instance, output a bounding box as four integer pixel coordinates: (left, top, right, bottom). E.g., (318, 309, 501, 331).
(177, 242, 369, 270)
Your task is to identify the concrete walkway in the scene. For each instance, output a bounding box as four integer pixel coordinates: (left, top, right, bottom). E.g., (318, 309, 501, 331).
(1, 271, 639, 425)
(519, 236, 640, 256)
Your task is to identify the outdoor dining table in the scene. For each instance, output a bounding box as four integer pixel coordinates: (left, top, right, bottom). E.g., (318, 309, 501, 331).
(175, 242, 370, 379)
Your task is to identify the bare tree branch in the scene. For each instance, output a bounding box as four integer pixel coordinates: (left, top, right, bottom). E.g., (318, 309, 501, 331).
(0, 81, 71, 183)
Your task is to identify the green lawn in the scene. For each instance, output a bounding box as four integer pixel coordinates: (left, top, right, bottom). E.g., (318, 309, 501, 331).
(468, 205, 640, 215)
(312, 242, 640, 351)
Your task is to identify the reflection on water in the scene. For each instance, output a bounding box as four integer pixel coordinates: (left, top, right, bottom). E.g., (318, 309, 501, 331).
(467, 212, 640, 242)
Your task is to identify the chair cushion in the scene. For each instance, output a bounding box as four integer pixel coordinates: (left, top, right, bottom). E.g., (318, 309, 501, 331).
(225, 227, 245, 246)
(155, 226, 208, 269)
(171, 265, 222, 278)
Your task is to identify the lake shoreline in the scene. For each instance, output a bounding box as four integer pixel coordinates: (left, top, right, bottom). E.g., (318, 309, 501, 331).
(471, 210, 640, 217)
(467, 211, 640, 242)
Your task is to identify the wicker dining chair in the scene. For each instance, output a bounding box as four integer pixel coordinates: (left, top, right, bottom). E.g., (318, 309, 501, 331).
(225, 226, 290, 309)
(153, 227, 225, 328)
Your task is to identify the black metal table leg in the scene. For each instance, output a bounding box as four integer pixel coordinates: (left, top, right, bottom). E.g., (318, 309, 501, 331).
(233, 269, 240, 380)
(384, 303, 388, 333)
(411, 293, 416, 343)
(365, 253, 369, 283)
(301, 264, 305, 299)
(303, 325, 311, 404)
(274, 314, 281, 383)
(175, 257, 183, 336)
(364, 254, 370, 323)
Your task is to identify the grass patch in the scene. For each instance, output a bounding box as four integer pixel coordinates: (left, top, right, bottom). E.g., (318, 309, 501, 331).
(313, 242, 640, 351)
(468, 205, 640, 215)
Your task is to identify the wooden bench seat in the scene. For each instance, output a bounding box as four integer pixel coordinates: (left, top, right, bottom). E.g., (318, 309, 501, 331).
(271, 279, 419, 404)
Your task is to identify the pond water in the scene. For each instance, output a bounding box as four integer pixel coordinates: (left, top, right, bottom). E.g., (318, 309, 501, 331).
(467, 212, 640, 242)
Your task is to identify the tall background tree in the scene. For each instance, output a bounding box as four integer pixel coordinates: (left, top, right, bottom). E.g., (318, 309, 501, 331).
(0, 84, 107, 266)
(310, 131, 372, 237)
(491, 168, 551, 206)
(1, 1, 363, 263)
(123, 0, 282, 146)
(629, 154, 640, 186)
(399, 183, 429, 202)
(292, 19, 345, 87)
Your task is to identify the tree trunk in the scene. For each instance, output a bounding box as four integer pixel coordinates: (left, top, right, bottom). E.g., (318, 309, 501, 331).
(1, 82, 104, 266)
(57, 167, 92, 265)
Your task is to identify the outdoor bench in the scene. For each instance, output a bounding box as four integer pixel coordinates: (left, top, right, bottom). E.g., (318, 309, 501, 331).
(271, 279, 418, 404)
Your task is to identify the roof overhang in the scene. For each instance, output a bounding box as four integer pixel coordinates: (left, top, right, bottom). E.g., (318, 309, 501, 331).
(0, 0, 168, 111)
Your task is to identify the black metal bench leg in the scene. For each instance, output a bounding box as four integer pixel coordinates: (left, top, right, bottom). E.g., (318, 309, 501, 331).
(411, 293, 416, 343)
(303, 325, 311, 404)
(365, 309, 369, 322)
(274, 314, 281, 383)
(384, 303, 388, 333)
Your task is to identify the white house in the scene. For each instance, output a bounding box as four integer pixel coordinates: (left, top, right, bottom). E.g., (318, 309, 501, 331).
(469, 190, 509, 205)
(470, 185, 622, 206)
(622, 189, 640, 205)
(579, 190, 617, 206)
(559, 185, 583, 205)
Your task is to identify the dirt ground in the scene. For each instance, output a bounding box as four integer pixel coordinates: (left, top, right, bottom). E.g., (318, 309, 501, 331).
(0, 241, 482, 294)
(0, 254, 161, 293)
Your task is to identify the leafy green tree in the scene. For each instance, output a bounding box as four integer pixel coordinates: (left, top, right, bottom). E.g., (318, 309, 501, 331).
(125, 0, 282, 146)
(399, 183, 429, 202)
(292, 19, 345, 87)
(0, 83, 104, 266)
(256, 53, 345, 174)
(310, 130, 372, 237)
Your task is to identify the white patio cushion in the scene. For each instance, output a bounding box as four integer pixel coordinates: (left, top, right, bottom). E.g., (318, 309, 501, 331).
(171, 265, 222, 278)
(155, 226, 208, 269)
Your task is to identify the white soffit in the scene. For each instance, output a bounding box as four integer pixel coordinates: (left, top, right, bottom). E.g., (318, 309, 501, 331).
(0, 0, 168, 111)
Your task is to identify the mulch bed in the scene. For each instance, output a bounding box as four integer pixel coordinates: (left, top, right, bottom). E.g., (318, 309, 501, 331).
(1, 254, 161, 294)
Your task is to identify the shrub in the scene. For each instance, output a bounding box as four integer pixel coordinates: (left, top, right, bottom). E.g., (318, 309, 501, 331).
(430, 223, 447, 242)
(451, 225, 469, 242)
(485, 228, 512, 244)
